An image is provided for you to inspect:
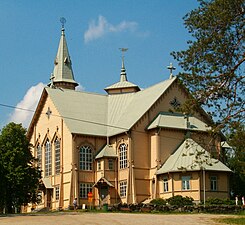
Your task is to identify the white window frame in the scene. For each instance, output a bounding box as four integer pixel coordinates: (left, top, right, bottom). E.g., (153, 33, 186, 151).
(45, 140, 52, 177)
(163, 177, 169, 192)
(55, 138, 60, 174)
(80, 183, 93, 199)
(210, 176, 218, 191)
(55, 186, 60, 201)
(79, 145, 93, 171)
(119, 143, 127, 169)
(119, 180, 127, 198)
(182, 176, 191, 190)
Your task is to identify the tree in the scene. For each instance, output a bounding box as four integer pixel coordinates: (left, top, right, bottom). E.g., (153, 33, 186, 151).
(0, 122, 41, 213)
(172, 0, 245, 132)
(226, 123, 245, 197)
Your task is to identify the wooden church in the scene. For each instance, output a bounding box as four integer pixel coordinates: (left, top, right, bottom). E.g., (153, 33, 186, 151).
(25, 25, 231, 211)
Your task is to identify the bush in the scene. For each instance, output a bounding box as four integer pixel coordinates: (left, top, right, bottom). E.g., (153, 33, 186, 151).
(205, 198, 236, 206)
(167, 195, 194, 207)
(150, 198, 166, 206)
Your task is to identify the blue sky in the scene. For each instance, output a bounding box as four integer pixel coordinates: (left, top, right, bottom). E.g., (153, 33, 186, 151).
(0, 0, 199, 129)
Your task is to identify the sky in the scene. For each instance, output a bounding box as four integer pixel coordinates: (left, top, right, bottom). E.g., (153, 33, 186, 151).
(0, 0, 199, 129)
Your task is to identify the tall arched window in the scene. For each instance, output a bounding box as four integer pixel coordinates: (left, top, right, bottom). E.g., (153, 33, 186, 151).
(45, 139, 52, 176)
(37, 144, 42, 170)
(119, 143, 127, 169)
(55, 138, 60, 174)
(79, 145, 93, 171)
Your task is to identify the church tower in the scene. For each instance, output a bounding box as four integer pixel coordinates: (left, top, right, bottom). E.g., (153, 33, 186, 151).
(49, 19, 78, 90)
(104, 48, 140, 94)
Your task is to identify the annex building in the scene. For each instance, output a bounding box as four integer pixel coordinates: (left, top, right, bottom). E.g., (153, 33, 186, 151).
(25, 26, 231, 211)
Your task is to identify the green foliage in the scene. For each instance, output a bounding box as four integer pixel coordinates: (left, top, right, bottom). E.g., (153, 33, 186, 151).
(205, 198, 235, 206)
(172, 0, 245, 131)
(0, 122, 41, 213)
(225, 123, 245, 197)
(166, 195, 194, 207)
(150, 198, 166, 206)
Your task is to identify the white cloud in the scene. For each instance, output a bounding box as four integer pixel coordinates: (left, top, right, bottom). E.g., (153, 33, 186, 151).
(76, 83, 85, 91)
(84, 15, 138, 43)
(9, 82, 45, 128)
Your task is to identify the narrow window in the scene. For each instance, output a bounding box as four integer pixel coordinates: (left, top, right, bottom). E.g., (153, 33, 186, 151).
(163, 177, 169, 192)
(108, 159, 114, 170)
(119, 180, 127, 198)
(119, 143, 127, 169)
(79, 145, 93, 170)
(97, 160, 101, 170)
(37, 144, 42, 170)
(45, 139, 52, 176)
(55, 138, 60, 174)
(182, 176, 191, 190)
(210, 176, 217, 191)
(55, 186, 60, 201)
(79, 183, 93, 199)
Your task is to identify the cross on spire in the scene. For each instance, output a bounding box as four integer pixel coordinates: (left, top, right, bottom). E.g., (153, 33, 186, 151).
(167, 63, 176, 79)
(60, 17, 66, 30)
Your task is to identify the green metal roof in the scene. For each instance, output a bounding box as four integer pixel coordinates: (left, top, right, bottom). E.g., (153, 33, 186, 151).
(156, 138, 232, 175)
(45, 77, 177, 137)
(147, 112, 210, 132)
(46, 88, 108, 136)
(95, 145, 117, 159)
(51, 28, 78, 86)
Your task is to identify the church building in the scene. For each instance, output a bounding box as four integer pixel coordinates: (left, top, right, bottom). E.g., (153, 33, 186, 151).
(26, 25, 231, 211)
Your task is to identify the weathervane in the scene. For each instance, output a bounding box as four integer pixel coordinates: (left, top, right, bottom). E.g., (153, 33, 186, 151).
(60, 17, 66, 29)
(167, 62, 176, 79)
(119, 48, 128, 60)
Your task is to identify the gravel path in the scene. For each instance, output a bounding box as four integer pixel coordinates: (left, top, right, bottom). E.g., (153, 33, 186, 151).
(0, 212, 230, 225)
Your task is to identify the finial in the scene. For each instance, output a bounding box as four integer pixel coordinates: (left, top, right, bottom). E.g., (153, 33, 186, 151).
(119, 48, 128, 67)
(119, 48, 128, 82)
(167, 63, 176, 79)
(60, 17, 66, 30)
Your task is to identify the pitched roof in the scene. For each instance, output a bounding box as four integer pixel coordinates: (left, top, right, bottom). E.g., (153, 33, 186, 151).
(95, 145, 117, 159)
(42, 77, 177, 137)
(147, 112, 210, 132)
(156, 138, 232, 175)
(106, 77, 177, 136)
(46, 88, 108, 136)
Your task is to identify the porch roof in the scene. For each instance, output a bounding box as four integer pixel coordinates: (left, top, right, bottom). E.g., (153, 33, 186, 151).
(156, 138, 232, 175)
(147, 112, 210, 132)
(42, 177, 53, 189)
(93, 177, 114, 187)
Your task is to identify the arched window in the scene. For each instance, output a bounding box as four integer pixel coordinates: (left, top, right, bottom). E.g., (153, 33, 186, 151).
(119, 143, 127, 169)
(37, 144, 42, 170)
(79, 145, 93, 170)
(45, 139, 52, 176)
(55, 138, 60, 174)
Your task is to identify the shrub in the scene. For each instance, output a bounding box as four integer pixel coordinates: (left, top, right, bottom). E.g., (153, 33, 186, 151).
(205, 198, 236, 206)
(150, 198, 166, 206)
(167, 195, 194, 207)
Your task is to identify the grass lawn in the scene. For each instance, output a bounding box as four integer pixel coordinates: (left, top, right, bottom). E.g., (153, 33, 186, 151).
(216, 217, 245, 224)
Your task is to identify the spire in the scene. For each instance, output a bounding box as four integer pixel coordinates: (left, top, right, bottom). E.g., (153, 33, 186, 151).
(104, 48, 140, 94)
(49, 18, 78, 90)
(120, 54, 127, 82)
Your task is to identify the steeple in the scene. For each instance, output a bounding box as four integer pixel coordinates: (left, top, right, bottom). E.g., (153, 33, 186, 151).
(120, 54, 127, 82)
(49, 18, 78, 90)
(104, 48, 140, 94)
